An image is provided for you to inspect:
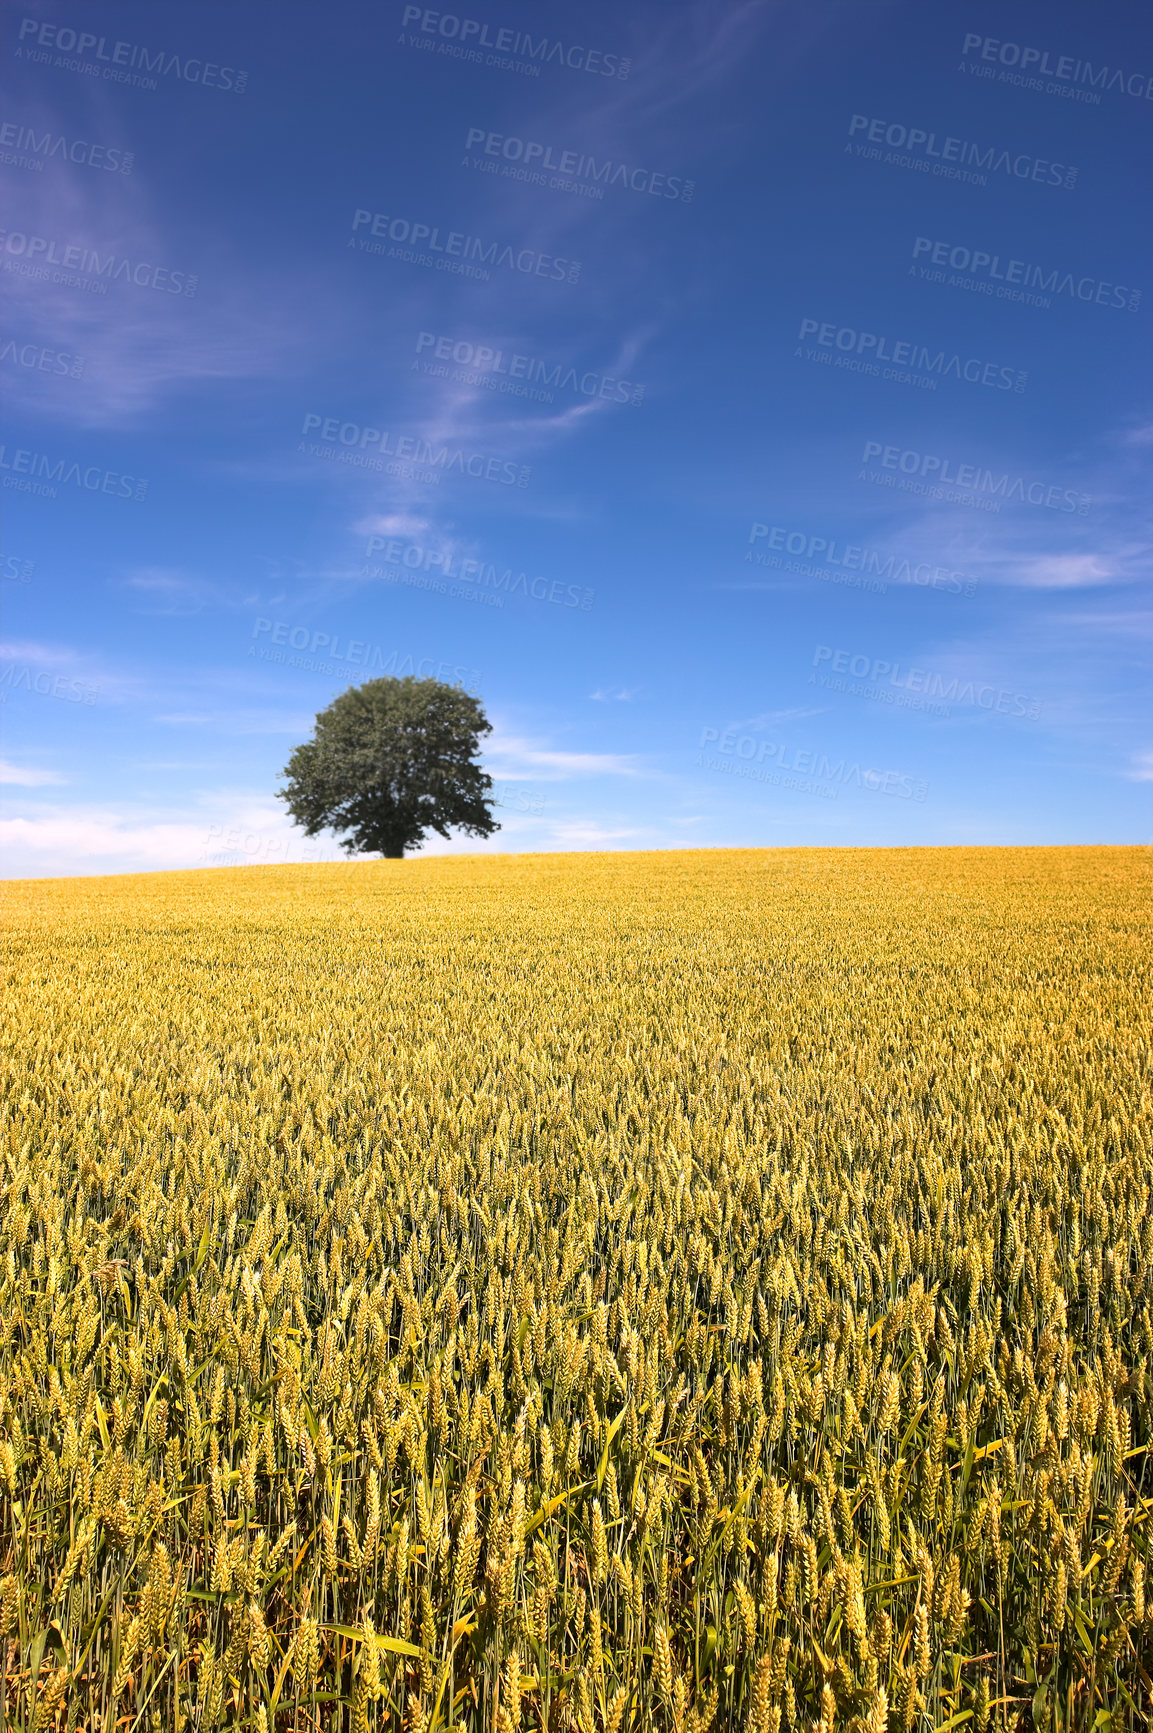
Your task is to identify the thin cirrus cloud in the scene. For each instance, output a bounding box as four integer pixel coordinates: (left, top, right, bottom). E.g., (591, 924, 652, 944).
(2, 137, 327, 425)
(0, 809, 218, 872)
(733, 709, 825, 729)
(1, 638, 88, 668)
(121, 568, 216, 616)
(0, 796, 650, 876)
(331, 374, 636, 534)
(152, 709, 314, 735)
(1010, 555, 1118, 589)
(948, 531, 1138, 592)
(485, 731, 643, 779)
(0, 792, 345, 877)
(356, 512, 434, 542)
(1052, 610, 1153, 641)
(0, 760, 67, 786)
(408, 327, 655, 451)
(0, 638, 139, 705)
(544, 820, 648, 846)
(353, 512, 470, 570)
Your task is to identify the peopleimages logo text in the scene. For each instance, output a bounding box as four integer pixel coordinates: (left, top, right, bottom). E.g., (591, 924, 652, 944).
(350, 210, 580, 284)
(0, 230, 197, 295)
(798, 318, 1026, 392)
(697, 727, 929, 802)
(847, 114, 1077, 189)
(463, 128, 693, 201)
(1, 339, 85, 378)
(911, 238, 1140, 312)
(0, 121, 133, 174)
(747, 525, 975, 595)
(860, 440, 1090, 514)
(301, 414, 530, 487)
(365, 536, 595, 611)
(960, 34, 1153, 100)
(16, 18, 247, 91)
(250, 619, 481, 691)
(0, 444, 148, 500)
(400, 8, 629, 78)
(414, 332, 644, 406)
(811, 646, 1042, 719)
(0, 663, 98, 705)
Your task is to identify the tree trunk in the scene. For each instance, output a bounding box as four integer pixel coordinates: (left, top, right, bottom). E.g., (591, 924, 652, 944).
(382, 844, 404, 858)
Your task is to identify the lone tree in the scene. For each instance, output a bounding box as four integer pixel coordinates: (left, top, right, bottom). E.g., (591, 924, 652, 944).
(278, 676, 499, 859)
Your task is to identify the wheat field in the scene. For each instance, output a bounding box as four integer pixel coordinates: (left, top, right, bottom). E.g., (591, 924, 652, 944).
(1, 848, 1150, 1731)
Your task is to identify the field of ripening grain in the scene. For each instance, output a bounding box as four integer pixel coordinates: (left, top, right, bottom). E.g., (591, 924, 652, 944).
(1, 847, 1151, 1733)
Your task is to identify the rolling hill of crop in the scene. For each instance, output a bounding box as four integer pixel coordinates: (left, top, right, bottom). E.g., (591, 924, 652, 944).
(2, 849, 1150, 1730)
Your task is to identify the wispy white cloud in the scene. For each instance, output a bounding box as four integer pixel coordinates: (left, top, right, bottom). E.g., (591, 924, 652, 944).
(0, 792, 343, 878)
(355, 512, 434, 541)
(121, 567, 213, 616)
(0, 636, 146, 706)
(1054, 610, 1153, 640)
(1011, 554, 1116, 589)
(0, 760, 66, 786)
(0, 639, 84, 667)
(543, 821, 648, 847)
(1126, 751, 1153, 783)
(0, 810, 217, 873)
(352, 512, 477, 578)
(2, 127, 329, 425)
(736, 708, 825, 728)
(0, 789, 661, 877)
(590, 687, 639, 701)
(153, 709, 310, 734)
(486, 732, 642, 779)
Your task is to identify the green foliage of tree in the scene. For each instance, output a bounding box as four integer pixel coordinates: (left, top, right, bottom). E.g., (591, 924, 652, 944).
(278, 676, 499, 859)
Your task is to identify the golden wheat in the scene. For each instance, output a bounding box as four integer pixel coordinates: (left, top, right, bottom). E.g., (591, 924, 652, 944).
(1, 848, 1150, 1729)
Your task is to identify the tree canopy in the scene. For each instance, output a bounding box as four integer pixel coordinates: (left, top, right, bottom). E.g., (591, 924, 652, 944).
(278, 676, 498, 859)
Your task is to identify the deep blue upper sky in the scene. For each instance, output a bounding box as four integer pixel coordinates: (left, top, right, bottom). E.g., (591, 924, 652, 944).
(2, 0, 1150, 873)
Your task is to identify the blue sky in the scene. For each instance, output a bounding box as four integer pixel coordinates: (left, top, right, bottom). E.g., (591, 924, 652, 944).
(2, 0, 1150, 875)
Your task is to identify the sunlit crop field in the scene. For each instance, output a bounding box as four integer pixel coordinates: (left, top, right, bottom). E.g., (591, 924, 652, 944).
(2, 848, 1150, 1731)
